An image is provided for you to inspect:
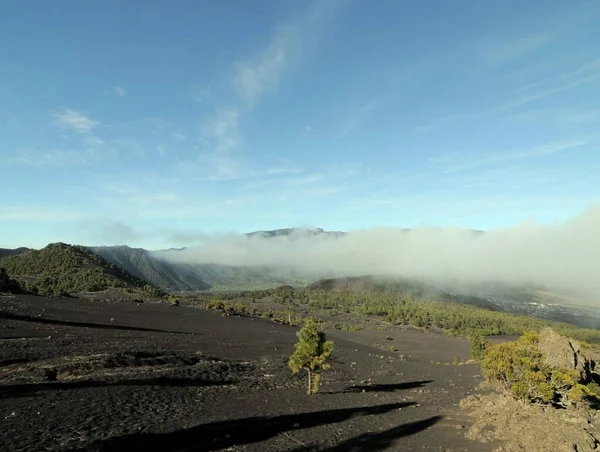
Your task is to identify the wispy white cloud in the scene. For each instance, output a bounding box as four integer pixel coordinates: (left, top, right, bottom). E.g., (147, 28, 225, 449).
(510, 108, 600, 124)
(114, 138, 146, 157)
(198, 1, 343, 180)
(113, 86, 126, 97)
(190, 85, 210, 103)
(233, 162, 359, 196)
(224, 196, 258, 205)
(308, 186, 347, 196)
(0, 205, 86, 222)
(196, 107, 242, 180)
(55, 108, 98, 134)
(497, 59, 600, 111)
(202, 107, 239, 153)
(105, 182, 180, 205)
(6, 109, 110, 166)
(9, 148, 102, 166)
(479, 33, 553, 65)
(414, 59, 600, 131)
(233, 0, 342, 106)
(430, 140, 586, 173)
(328, 162, 364, 178)
(458, 165, 596, 190)
(262, 166, 303, 176)
(234, 47, 285, 106)
(427, 154, 458, 165)
(206, 154, 242, 181)
(173, 131, 186, 141)
(236, 180, 274, 192)
(337, 95, 387, 140)
(286, 174, 323, 185)
(82, 135, 105, 147)
(413, 125, 433, 134)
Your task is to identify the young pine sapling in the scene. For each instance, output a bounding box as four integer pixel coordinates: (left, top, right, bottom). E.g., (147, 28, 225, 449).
(288, 318, 334, 395)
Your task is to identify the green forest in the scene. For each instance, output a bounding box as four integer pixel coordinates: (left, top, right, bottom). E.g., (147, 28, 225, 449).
(0, 243, 163, 297)
(196, 286, 600, 345)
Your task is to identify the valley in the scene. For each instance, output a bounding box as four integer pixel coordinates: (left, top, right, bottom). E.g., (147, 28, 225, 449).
(2, 234, 600, 451)
(2, 232, 600, 332)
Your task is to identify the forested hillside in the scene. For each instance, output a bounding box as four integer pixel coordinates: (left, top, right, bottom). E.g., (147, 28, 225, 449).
(306, 276, 497, 310)
(93, 245, 310, 291)
(0, 243, 163, 297)
(92, 246, 211, 291)
(0, 248, 29, 259)
(198, 284, 600, 344)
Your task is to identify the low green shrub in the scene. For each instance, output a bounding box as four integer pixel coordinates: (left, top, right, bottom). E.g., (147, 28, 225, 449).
(470, 331, 488, 360)
(481, 331, 597, 406)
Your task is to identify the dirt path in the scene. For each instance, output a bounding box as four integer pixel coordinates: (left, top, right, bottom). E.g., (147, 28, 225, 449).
(0, 295, 493, 451)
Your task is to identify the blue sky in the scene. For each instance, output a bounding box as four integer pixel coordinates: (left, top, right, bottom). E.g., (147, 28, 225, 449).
(1, 0, 599, 249)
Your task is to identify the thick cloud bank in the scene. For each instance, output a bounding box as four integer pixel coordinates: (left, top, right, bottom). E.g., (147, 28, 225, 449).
(157, 206, 600, 298)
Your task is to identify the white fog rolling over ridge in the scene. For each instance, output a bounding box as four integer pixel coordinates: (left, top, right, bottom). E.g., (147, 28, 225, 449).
(157, 206, 600, 298)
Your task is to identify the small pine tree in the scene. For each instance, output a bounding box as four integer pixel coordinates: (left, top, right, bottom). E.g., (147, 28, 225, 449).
(470, 331, 488, 360)
(288, 318, 334, 395)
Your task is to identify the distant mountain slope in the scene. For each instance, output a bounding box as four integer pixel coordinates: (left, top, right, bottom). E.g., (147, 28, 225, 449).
(246, 227, 346, 239)
(306, 276, 497, 310)
(187, 262, 310, 291)
(0, 243, 162, 297)
(92, 227, 483, 293)
(0, 247, 30, 259)
(94, 245, 310, 291)
(92, 246, 211, 291)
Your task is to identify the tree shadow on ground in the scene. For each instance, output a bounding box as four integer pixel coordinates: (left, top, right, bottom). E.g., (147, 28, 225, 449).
(78, 402, 417, 452)
(291, 415, 443, 451)
(0, 377, 235, 399)
(331, 380, 433, 394)
(0, 310, 194, 335)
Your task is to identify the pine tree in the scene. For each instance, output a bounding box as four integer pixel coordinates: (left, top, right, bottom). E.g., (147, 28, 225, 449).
(288, 318, 334, 395)
(470, 331, 488, 360)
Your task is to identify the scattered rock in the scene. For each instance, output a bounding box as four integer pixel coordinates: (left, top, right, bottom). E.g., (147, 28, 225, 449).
(42, 368, 58, 381)
(538, 328, 600, 381)
(461, 392, 600, 451)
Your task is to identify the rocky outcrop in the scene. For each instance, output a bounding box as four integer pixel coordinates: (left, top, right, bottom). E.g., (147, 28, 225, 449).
(538, 328, 600, 381)
(461, 392, 600, 452)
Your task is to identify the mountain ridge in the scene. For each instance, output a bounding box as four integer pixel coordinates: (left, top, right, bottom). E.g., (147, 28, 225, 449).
(246, 227, 346, 238)
(0, 242, 163, 297)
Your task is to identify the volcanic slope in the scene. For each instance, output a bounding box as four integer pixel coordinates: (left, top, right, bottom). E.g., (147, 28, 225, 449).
(0, 294, 492, 452)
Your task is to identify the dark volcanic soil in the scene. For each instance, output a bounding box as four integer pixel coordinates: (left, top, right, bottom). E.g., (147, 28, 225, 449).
(0, 295, 493, 451)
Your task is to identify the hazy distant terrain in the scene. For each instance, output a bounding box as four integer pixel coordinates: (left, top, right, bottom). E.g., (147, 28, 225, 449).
(305, 276, 498, 310)
(91, 245, 213, 291)
(246, 227, 346, 239)
(161, 208, 600, 301)
(0, 248, 30, 259)
(2, 223, 600, 330)
(92, 247, 311, 292)
(93, 228, 339, 291)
